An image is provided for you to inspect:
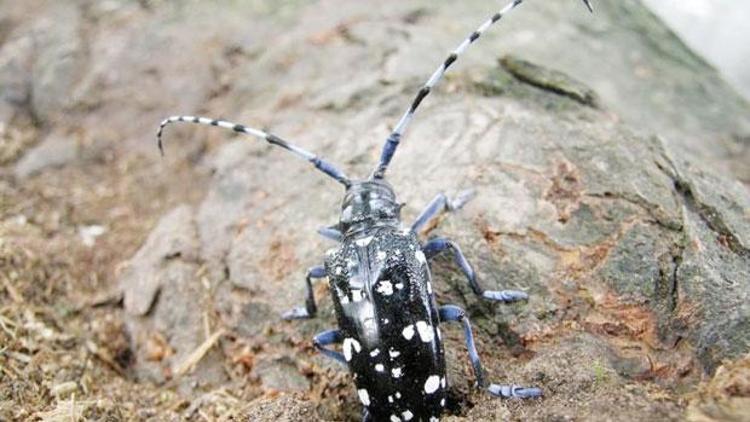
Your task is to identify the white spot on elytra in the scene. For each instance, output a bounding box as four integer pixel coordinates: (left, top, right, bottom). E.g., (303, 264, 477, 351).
(375, 363, 385, 372)
(335, 267, 342, 275)
(430, 417, 439, 422)
(376, 250, 386, 261)
(390, 415, 401, 422)
(392, 367, 403, 378)
(364, 318, 377, 330)
(396, 391, 402, 399)
(370, 348, 380, 357)
(352, 290, 364, 302)
(357, 389, 370, 406)
(376, 280, 394, 296)
(388, 395, 394, 403)
(416, 320, 435, 343)
(402, 325, 415, 340)
(415, 250, 427, 264)
(424, 375, 440, 394)
(402, 410, 414, 421)
(343, 338, 361, 362)
(441, 398, 446, 407)
(335, 286, 349, 304)
(382, 318, 390, 324)
(389, 348, 400, 358)
(395, 282, 404, 290)
(441, 377, 446, 388)
(355, 236, 373, 247)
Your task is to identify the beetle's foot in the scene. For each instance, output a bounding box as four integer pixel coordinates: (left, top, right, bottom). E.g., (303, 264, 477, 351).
(448, 189, 476, 211)
(282, 306, 314, 320)
(482, 290, 529, 303)
(488, 384, 543, 399)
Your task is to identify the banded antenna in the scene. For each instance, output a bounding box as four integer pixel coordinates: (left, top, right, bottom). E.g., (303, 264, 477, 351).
(370, 0, 594, 179)
(157, 116, 351, 187)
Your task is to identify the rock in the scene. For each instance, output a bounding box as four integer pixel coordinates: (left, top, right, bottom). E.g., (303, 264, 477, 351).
(686, 353, 750, 422)
(241, 394, 316, 421)
(120, 205, 199, 316)
(57, 0, 748, 418)
(253, 356, 311, 392)
(13, 132, 79, 180)
(119, 205, 226, 389)
(28, 7, 87, 124)
(499, 55, 601, 108)
(511, 334, 683, 421)
(0, 32, 34, 122)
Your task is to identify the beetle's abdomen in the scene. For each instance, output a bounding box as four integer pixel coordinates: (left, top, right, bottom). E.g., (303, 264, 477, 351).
(326, 228, 446, 420)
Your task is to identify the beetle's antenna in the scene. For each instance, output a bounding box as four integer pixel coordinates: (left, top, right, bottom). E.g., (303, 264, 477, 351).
(157, 115, 351, 187)
(370, 0, 593, 179)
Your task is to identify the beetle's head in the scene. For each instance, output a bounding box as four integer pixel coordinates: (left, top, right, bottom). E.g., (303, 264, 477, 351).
(340, 180, 401, 235)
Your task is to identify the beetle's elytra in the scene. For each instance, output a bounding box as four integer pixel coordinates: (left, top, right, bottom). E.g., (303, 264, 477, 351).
(157, 0, 593, 420)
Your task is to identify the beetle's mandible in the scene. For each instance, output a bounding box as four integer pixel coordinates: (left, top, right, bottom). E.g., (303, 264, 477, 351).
(156, 0, 593, 420)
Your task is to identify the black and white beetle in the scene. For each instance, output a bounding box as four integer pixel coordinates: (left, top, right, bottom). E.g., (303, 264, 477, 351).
(157, 0, 593, 420)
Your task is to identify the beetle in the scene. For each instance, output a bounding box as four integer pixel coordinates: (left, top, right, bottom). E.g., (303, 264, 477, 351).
(157, 0, 593, 420)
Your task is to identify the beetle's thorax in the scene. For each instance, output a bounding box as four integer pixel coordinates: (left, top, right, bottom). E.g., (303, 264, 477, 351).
(340, 180, 401, 237)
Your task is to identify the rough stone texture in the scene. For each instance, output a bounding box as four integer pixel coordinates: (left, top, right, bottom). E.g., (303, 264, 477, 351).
(686, 353, 750, 422)
(13, 132, 80, 180)
(252, 355, 311, 393)
(241, 394, 317, 421)
(120, 205, 200, 316)
(2, 0, 748, 420)
(120, 205, 226, 390)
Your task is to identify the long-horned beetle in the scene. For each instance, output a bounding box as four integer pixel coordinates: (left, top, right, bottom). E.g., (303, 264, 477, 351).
(157, 0, 593, 420)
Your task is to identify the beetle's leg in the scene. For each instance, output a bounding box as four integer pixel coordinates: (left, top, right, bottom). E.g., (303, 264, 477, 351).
(362, 408, 372, 422)
(282, 265, 326, 320)
(317, 225, 343, 242)
(439, 305, 542, 398)
(410, 189, 475, 234)
(313, 329, 346, 364)
(424, 238, 528, 303)
(439, 305, 485, 386)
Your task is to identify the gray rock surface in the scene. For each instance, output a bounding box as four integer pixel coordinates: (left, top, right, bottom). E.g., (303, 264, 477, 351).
(13, 132, 79, 179)
(253, 355, 311, 392)
(120, 205, 226, 389)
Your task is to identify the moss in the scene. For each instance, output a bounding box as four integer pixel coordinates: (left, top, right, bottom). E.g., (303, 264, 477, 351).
(499, 55, 600, 108)
(593, 360, 611, 385)
(473, 66, 516, 97)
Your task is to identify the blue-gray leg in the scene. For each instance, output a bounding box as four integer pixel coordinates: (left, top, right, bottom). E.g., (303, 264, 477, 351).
(313, 329, 346, 365)
(282, 265, 326, 320)
(424, 238, 528, 303)
(439, 305, 542, 399)
(410, 190, 475, 234)
(317, 225, 343, 242)
(362, 408, 372, 422)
